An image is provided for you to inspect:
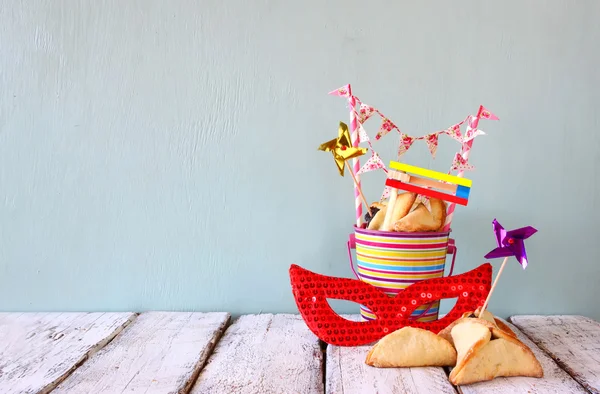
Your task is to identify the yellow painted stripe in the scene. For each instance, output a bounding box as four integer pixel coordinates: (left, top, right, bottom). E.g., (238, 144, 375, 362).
(389, 161, 472, 187)
(357, 269, 443, 280)
(361, 307, 440, 321)
(358, 279, 435, 289)
(355, 257, 447, 266)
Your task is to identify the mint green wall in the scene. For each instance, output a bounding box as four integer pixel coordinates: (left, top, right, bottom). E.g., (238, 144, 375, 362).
(1, 1, 599, 320)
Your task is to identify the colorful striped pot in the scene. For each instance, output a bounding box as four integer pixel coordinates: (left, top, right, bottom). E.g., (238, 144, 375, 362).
(347, 226, 457, 322)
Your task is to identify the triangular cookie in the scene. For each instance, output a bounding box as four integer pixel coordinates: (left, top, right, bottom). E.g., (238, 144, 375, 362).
(393, 198, 446, 232)
(448, 318, 544, 385)
(365, 326, 457, 368)
(438, 308, 517, 347)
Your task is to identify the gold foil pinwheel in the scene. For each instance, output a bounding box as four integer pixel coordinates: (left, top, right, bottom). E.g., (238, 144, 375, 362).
(318, 121, 368, 176)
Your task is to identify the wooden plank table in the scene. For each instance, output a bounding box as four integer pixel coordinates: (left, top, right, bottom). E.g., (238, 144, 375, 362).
(1, 312, 599, 393)
(325, 315, 588, 394)
(326, 344, 456, 394)
(191, 313, 324, 394)
(52, 311, 230, 393)
(0, 312, 136, 394)
(510, 315, 600, 394)
(325, 314, 456, 394)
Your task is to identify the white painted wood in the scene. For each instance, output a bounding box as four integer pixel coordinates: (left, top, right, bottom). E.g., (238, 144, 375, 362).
(0, 312, 136, 394)
(52, 311, 230, 394)
(325, 313, 456, 394)
(510, 315, 600, 394)
(326, 344, 457, 394)
(456, 318, 588, 394)
(191, 313, 324, 394)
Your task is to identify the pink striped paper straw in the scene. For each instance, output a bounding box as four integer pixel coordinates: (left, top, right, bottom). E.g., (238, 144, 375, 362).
(347, 86, 363, 227)
(442, 109, 482, 232)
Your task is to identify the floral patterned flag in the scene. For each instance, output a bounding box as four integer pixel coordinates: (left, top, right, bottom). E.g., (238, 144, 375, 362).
(375, 117, 398, 140)
(358, 103, 377, 123)
(445, 122, 464, 143)
(356, 151, 387, 175)
(380, 185, 392, 201)
(479, 106, 499, 120)
(424, 133, 440, 158)
(451, 153, 475, 172)
(397, 133, 416, 157)
(463, 128, 485, 143)
(358, 123, 371, 144)
(328, 85, 351, 98)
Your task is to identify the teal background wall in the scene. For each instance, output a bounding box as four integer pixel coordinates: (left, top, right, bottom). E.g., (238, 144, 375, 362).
(1, 1, 599, 320)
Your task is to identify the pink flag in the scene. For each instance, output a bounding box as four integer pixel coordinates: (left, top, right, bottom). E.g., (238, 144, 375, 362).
(466, 115, 478, 128)
(478, 106, 499, 120)
(451, 153, 475, 172)
(328, 85, 351, 98)
(397, 133, 416, 157)
(380, 185, 392, 201)
(463, 128, 485, 143)
(358, 123, 371, 144)
(424, 132, 440, 158)
(358, 103, 377, 123)
(445, 122, 464, 143)
(356, 151, 386, 175)
(375, 117, 398, 140)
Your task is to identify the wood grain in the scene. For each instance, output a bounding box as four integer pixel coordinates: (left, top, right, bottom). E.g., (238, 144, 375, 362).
(456, 318, 588, 394)
(52, 311, 230, 394)
(510, 315, 600, 394)
(0, 312, 136, 394)
(191, 313, 324, 394)
(326, 344, 457, 394)
(324, 313, 456, 394)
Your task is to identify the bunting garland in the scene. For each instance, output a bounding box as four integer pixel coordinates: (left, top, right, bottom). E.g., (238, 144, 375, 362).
(334, 90, 489, 164)
(330, 85, 499, 209)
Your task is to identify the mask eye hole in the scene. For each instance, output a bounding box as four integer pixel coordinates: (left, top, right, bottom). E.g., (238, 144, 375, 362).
(407, 297, 458, 321)
(325, 298, 369, 322)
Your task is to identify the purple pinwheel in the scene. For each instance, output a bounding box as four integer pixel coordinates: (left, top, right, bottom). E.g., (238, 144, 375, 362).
(484, 218, 537, 269)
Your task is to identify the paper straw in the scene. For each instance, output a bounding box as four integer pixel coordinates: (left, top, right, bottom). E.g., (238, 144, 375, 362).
(348, 86, 363, 227)
(442, 109, 482, 231)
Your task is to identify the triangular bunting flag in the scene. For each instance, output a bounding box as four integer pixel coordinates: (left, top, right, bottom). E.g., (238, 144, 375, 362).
(451, 153, 475, 172)
(356, 151, 387, 175)
(397, 133, 416, 157)
(478, 106, 499, 120)
(375, 118, 398, 140)
(328, 84, 351, 98)
(425, 133, 440, 158)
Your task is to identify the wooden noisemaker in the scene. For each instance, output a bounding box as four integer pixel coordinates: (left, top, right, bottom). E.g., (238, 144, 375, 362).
(384, 162, 472, 206)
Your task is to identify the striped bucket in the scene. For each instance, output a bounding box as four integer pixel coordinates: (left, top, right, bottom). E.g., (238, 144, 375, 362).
(347, 226, 457, 322)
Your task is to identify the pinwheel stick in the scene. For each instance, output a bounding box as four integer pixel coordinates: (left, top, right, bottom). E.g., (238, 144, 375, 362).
(478, 256, 509, 318)
(346, 160, 372, 218)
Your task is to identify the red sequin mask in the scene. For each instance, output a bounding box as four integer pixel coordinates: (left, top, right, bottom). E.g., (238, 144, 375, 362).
(289, 263, 492, 346)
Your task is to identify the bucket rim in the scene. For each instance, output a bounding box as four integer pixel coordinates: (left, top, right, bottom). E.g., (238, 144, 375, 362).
(353, 224, 452, 237)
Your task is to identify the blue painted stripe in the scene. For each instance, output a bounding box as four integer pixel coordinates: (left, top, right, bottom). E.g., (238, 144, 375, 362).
(456, 184, 470, 199)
